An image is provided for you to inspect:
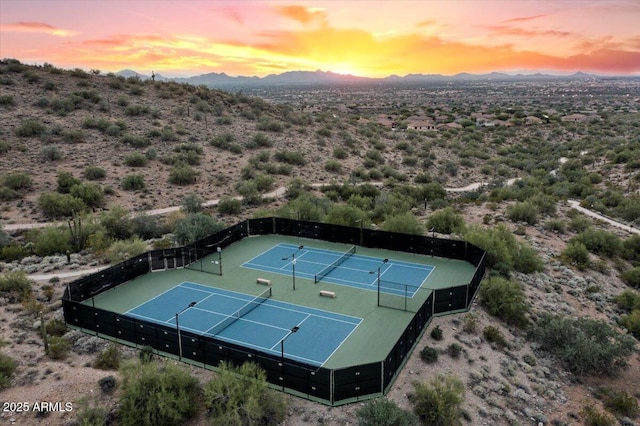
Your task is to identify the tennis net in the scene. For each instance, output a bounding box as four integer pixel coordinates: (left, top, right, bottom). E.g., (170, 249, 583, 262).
(314, 246, 356, 283)
(205, 287, 272, 336)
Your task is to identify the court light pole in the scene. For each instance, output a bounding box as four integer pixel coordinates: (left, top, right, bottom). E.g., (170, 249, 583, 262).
(282, 245, 304, 290)
(217, 246, 222, 275)
(369, 259, 388, 307)
(280, 326, 300, 391)
(176, 301, 197, 361)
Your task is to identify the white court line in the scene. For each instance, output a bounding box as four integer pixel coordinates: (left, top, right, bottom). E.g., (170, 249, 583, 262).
(125, 281, 205, 315)
(269, 314, 312, 351)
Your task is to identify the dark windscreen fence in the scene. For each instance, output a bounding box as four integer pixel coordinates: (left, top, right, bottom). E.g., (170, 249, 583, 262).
(184, 247, 221, 275)
(248, 217, 276, 236)
(63, 217, 486, 406)
(378, 281, 431, 312)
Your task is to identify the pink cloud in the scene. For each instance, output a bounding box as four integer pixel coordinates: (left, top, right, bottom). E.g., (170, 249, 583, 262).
(0, 21, 77, 37)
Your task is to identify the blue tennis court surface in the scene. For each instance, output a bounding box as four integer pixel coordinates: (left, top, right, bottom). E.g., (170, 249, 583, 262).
(125, 282, 361, 366)
(242, 243, 434, 297)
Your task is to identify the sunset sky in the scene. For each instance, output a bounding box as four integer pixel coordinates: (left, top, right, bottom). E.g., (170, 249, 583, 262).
(1, 0, 639, 78)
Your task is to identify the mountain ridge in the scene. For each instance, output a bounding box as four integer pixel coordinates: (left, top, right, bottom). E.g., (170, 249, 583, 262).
(115, 68, 615, 88)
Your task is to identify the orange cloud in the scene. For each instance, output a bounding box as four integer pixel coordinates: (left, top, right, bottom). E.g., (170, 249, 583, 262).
(274, 5, 326, 25)
(0, 21, 77, 37)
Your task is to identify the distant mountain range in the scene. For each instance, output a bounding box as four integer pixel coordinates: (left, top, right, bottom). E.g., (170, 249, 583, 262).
(115, 69, 616, 89)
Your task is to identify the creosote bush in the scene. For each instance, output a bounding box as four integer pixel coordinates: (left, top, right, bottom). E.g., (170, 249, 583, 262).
(356, 399, 417, 426)
(0, 352, 17, 390)
(419, 346, 438, 364)
(529, 314, 636, 375)
(203, 361, 286, 426)
(118, 360, 200, 426)
(479, 276, 529, 328)
(411, 374, 465, 426)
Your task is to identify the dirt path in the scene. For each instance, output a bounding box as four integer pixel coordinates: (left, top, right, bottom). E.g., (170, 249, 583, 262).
(567, 199, 639, 235)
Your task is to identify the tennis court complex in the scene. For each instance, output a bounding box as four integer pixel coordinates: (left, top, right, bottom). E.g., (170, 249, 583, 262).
(242, 243, 434, 297)
(126, 281, 361, 366)
(65, 217, 485, 405)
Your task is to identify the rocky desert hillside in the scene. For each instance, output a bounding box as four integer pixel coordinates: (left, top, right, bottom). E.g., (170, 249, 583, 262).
(1, 60, 640, 425)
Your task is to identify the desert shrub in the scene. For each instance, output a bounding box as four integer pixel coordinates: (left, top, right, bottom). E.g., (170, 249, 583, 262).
(105, 238, 147, 263)
(124, 104, 149, 116)
(420, 346, 439, 364)
(333, 147, 348, 159)
(479, 276, 529, 328)
(47, 336, 71, 360)
(447, 343, 463, 358)
(121, 133, 151, 148)
(507, 201, 538, 225)
(41, 145, 62, 161)
(84, 165, 106, 180)
(118, 360, 200, 426)
(173, 213, 224, 245)
(100, 207, 133, 240)
(620, 267, 640, 288)
(614, 289, 640, 312)
(619, 310, 640, 339)
(0, 352, 17, 389)
(430, 325, 443, 341)
(248, 132, 273, 148)
(56, 171, 81, 193)
(324, 159, 342, 173)
(544, 219, 566, 233)
(121, 174, 145, 191)
(139, 345, 155, 363)
(31, 227, 71, 256)
(462, 313, 478, 334)
(274, 150, 306, 165)
(2, 172, 33, 191)
(383, 212, 424, 235)
(217, 197, 242, 215)
(124, 152, 148, 167)
(0, 187, 18, 201)
(63, 128, 85, 143)
(528, 314, 636, 375)
(43, 319, 68, 337)
(94, 344, 121, 370)
(73, 398, 109, 426)
(581, 406, 616, 426)
(464, 224, 543, 274)
(596, 387, 640, 418)
(0, 271, 32, 300)
(38, 192, 86, 218)
(254, 174, 275, 192)
(356, 399, 417, 426)
(209, 132, 235, 149)
(622, 235, 640, 265)
(169, 164, 197, 185)
(236, 180, 262, 205)
(256, 117, 284, 132)
(573, 229, 622, 258)
(483, 326, 508, 348)
(411, 374, 465, 426)
(181, 193, 203, 214)
(568, 215, 592, 233)
(561, 240, 591, 270)
(131, 214, 167, 240)
(426, 208, 465, 234)
(0, 94, 15, 106)
(15, 118, 46, 137)
(70, 182, 104, 207)
(203, 361, 286, 426)
(0, 140, 10, 154)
